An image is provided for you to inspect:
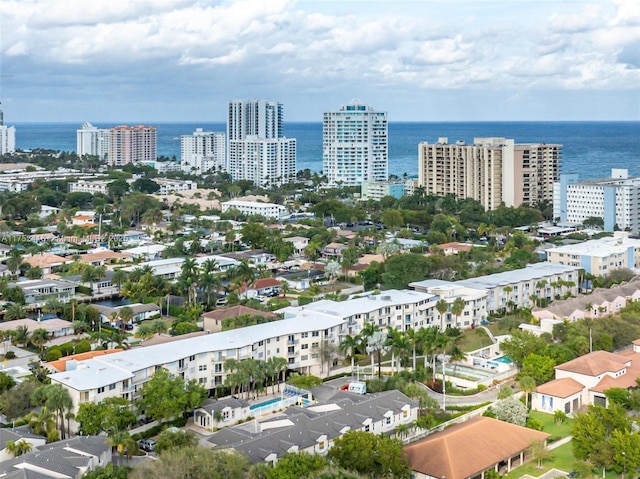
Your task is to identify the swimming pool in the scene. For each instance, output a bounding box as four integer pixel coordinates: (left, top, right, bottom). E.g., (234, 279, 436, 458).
(493, 355, 514, 364)
(249, 397, 283, 411)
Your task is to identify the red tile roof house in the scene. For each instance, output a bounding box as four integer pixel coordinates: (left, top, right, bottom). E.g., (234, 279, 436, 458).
(532, 340, 640, 414)
(406, 416, 550, 479)
(237, 277, 282, 299)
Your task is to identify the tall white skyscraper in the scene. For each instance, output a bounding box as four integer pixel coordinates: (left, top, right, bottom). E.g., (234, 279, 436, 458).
(227, 99, 295, 186)
(181, 128, 226, 174)
(76, 122, 110, 160)
(0, 109, 15, 155)
(322, 101, 388, 186)
(227, 99, 283, 142)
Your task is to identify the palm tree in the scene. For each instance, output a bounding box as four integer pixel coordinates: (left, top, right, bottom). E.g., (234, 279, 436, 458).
(118, 306, 134, 327)
(436, 299, 449, 327)
(134, 324, 154, 340)
(200, 272, 221, 306)
(365, 330, 389, 379)
(448, 345, 467, 375)
(201, 259, 219, 275)
(30, 328, 51, 358)
(519, 375, 537, 408)
(6, 249, 23, 278)
(111, 269, 129, 292)
(12, 324, 30, 347)
(150, 319, 168, 335)
(4, 303, 27, 321)
(107, 431, 138, 466)
(42, 298, 64, 317)
(359, 322, 378, 353)
(31, 384, 73, 440)
(26, 407, 58, 442)
(4, 439, 32, 457)
(339, 334, 359, 377)
(451, 297, 466, 328)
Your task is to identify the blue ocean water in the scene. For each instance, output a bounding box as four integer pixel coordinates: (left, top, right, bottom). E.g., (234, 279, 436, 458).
(12, 121, 640, 180)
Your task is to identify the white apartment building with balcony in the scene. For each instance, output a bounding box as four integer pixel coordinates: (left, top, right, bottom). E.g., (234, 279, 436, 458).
(411, 262, 579, 314)
(154, 178, 198, 195)
(554, 169, 640, 233)
(181, 128, 226, 174)
(68, 179, 112, 195)
(76, 122, 110, 159)
(0, 125, 16, 155)
(279, 288, 486, 333)
(49, 316, 344, 426)
(221, 199, 287, 219)
(227, 99, 296, 186)
(228, 136, 296, 186)
(546, 232, 640, 276)
(323, 101, 388, 186)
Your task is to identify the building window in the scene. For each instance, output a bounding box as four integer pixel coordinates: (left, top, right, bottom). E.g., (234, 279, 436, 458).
(109, 383, 116, 391)
(199, 365, 207, 371)
(97, 387, 105, 394)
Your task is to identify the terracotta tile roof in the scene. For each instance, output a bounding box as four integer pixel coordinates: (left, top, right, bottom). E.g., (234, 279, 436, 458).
(254, 278, 282, 289)
(405, 416, 550, 479)
(79, 251, 132, 263)
(46, 349, 123, 372)
(536, 377, 584, 398)
(24, 253, 70, 268)
(555, 350, 629, 376)
(358, 254, 384, 265)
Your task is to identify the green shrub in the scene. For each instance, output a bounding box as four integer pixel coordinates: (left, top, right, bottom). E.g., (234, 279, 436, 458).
(4, 351, 16, 360)
(74, 340, 91, 354)
(45, 348, 63, 362)
(297, 296, 313, 306)
(59, 342, 74, 356)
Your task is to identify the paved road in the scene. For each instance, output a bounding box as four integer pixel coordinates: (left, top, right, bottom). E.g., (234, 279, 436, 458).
(418, 381, 503, 407)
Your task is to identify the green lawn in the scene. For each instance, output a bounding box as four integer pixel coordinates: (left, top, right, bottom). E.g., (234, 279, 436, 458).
(457, 328, 494, 353)
(504, 441, 618, 479)
(504, 442, 575, 479)
(528, 411, 573, 441)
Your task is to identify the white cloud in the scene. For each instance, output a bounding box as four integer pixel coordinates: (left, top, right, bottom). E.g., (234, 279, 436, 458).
(1, 0, 638, 121)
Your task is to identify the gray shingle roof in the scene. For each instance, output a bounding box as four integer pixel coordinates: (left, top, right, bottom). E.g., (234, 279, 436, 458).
(208, 390, 417, 463)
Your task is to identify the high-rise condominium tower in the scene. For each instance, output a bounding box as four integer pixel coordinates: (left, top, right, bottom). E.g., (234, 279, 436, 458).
(181, 128, 226, 174)
(0, 108, 15, 155)
(227, 99, 295, 186)
(322, 101, 388, 186)
(418, 137, 561, 210)
(77, 122, 110, 160)
(108, 125, 157, 166)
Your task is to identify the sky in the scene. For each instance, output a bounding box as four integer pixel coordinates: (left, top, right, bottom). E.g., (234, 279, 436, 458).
(1, 0, 639, 122)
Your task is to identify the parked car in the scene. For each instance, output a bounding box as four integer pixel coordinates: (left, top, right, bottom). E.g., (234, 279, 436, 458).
(215, 297, 228, 306)
(137, 439, 156, 452)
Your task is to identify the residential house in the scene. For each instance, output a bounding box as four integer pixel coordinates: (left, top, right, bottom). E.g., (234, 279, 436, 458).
(23, 253, 72, 275)
(63, 270, 121, 296)
(322, 242, 348, 260)
(405, 416, 550, 479)
(239, 278, 282, 299)
(9, 279, 76, 305)
(0, 428, 46, 462)
(78, 250, 132, 266)
(202, 305, 278, 333)
(276, 269, 325, 291)
(194, 397, 251, 431)
(532, 341, 640, 413)
(220, 250, 275, 265)
(432, 242, 474, 256)
(0, 318, 75, 338)
(283, 236, 309, 256)
(208, 390, 418, 464)
(0, 436, 112, 479)
(94, 303, 161, 325)
(120, 244, 166, 261)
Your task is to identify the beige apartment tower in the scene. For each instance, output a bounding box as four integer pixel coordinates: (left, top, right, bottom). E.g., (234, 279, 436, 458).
(108, 125, 157, 166)
(418, 137, 561, 210)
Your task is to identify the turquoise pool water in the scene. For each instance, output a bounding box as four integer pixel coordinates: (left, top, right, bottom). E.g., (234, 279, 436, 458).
(494, 355, 514, 364)
(250, 397, 283, 410)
